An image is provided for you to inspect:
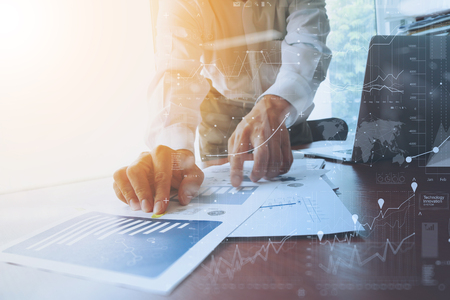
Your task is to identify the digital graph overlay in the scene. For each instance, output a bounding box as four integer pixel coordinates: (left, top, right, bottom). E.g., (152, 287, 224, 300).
(358, 194, 415, 233)
(173, 47, 308, 94)
(351, 36, 450, 165)
(406, 130, 450, 166)
(4, 212, 221, 278)
(314, 191, 416, 282)
(205, 112, 291, 158)
(201, 232, 297, 283)
(360, 69, 405, 94)
(318, 70, 405, 95)
(405, 79, 450, 167)
(319, 233, 416, 275)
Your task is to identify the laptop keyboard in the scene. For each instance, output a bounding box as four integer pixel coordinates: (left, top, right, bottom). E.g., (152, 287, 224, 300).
(333, 149, 353, 155)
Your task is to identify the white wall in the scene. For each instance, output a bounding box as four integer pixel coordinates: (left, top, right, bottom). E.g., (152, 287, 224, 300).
(0, 0, 154, 194)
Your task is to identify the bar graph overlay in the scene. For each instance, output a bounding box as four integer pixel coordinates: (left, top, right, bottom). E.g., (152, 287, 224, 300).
(4, 212, 221, 278)
(171, 186, 258, 205)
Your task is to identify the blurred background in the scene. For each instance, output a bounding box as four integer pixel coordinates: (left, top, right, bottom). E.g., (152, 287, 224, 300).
(3, 0, 408, 194)
(0, 0, 154, 193)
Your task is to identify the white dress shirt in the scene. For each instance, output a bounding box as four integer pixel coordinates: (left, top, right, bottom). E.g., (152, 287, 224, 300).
(146, 0, 331, 154)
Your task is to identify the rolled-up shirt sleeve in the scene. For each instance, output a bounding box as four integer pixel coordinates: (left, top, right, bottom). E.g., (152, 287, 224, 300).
(259, 0, 332, 127)
(146, 0, 210, 154)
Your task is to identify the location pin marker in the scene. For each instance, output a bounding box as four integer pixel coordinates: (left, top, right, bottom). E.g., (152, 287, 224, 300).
(317, 231, 324, 242)
(352, 214, 358, 225)
(378, 198, 384, 210)
(411, 182, 418, 193)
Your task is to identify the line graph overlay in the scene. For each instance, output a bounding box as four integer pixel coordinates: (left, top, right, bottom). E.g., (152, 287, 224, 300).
(319, 233, 415, 275)
(206, 112, 290, 157)
(425, 123, 450, 167)
(359, 194, 415, 232)
(362, 70, 404, 94)
(405, 121, 450, 164)
(319, 70, 405, 95)
(314, 190, 417, 282)
(201, 232, 297, 283)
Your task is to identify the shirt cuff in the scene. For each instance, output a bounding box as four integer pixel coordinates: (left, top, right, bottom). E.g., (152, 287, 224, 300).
(258, 70, 313, 128)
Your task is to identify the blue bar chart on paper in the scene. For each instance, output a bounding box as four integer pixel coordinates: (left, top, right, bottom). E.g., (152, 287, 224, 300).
(3, 212, 221, 278)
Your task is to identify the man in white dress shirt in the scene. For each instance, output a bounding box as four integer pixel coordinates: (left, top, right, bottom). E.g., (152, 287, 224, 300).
(113, 0, 331, 214)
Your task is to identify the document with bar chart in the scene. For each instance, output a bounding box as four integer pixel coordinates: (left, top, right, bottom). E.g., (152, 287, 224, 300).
(0, 160, 281, 295)
(1, 212, 219, 277)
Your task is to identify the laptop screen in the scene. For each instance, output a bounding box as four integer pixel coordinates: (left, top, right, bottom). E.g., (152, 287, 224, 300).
(352, 35, 450, 168)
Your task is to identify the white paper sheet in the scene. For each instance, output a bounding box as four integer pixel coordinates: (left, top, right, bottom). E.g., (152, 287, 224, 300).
(230, 162, 362, 238)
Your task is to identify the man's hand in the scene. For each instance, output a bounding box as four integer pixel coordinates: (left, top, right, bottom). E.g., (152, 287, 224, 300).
(113, 146, 204, 214)
(228, 95, 293, 187)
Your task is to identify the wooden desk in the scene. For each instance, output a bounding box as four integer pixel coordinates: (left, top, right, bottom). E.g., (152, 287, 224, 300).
(1, 160, 449, 299)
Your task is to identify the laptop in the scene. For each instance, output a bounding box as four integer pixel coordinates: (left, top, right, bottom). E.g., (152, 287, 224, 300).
(298, 35, 450, 165)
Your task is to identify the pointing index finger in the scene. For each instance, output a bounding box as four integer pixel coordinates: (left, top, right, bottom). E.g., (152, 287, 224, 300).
(126, 152, 155, 213)
(151, 146, 174, 214)
(229, 136, 250, 187)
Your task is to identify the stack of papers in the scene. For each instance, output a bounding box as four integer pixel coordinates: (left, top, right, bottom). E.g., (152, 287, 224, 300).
(0, 158, 360, 295)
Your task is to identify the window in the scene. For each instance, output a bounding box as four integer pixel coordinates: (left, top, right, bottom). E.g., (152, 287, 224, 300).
(311, 0, 376, 136)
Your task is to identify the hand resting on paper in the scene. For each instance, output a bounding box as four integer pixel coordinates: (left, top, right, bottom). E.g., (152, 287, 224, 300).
(113, 147, 204, 214)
